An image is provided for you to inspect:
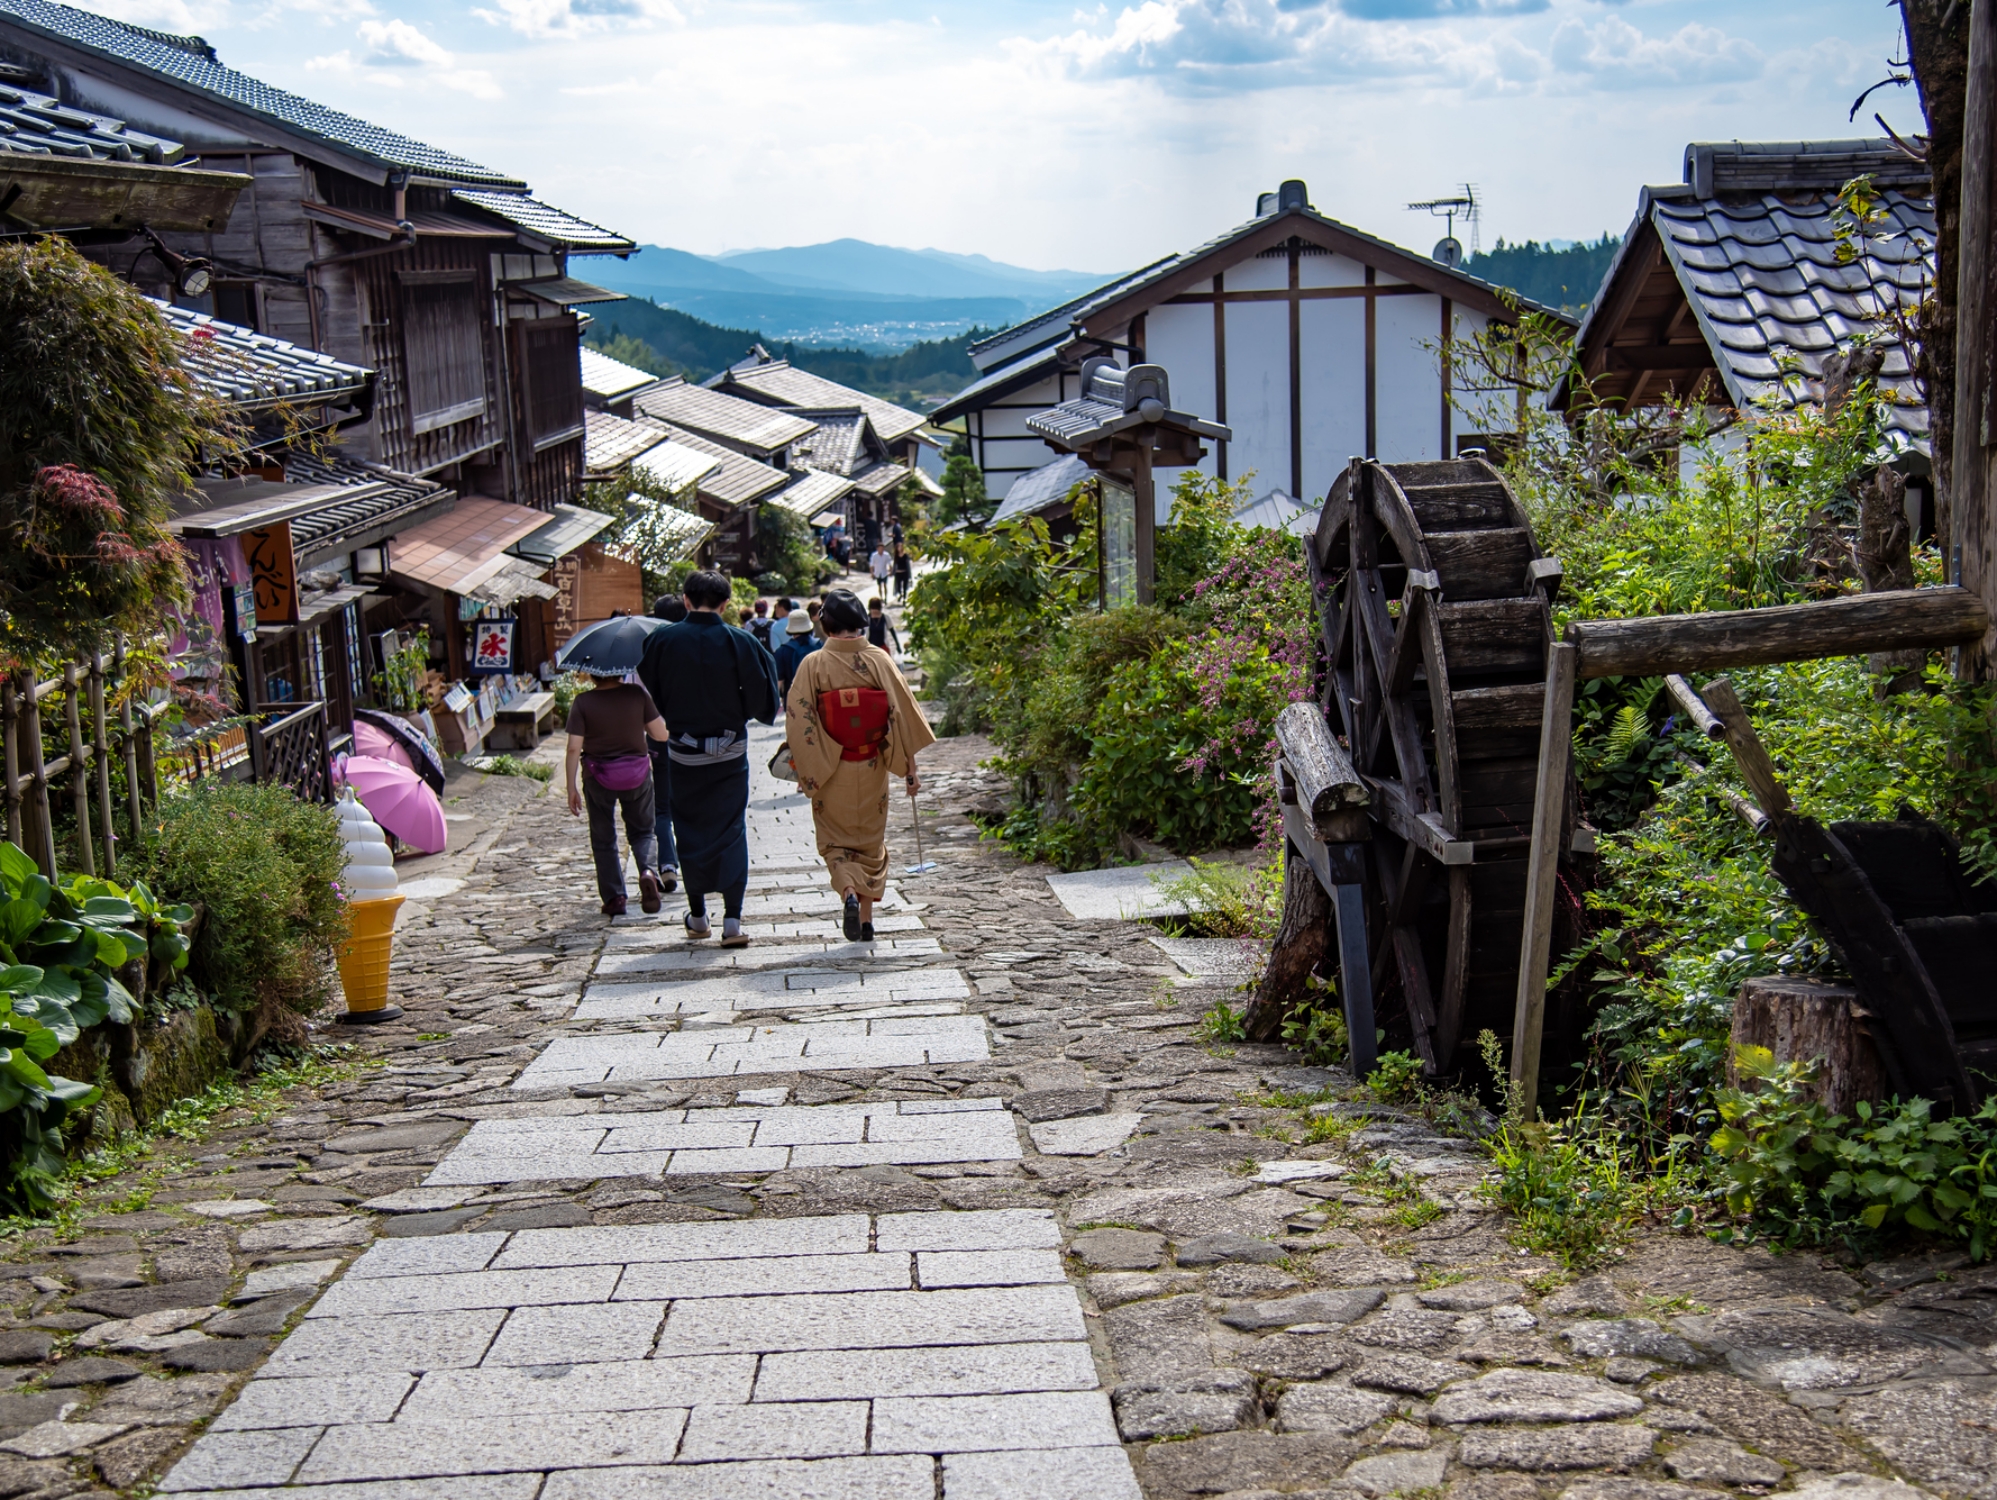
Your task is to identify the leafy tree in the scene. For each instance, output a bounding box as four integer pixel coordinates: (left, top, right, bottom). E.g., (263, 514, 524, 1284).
(0, 238, 228, 669)
(753, 503, 821, 594)
(1464, 235, 1622, 314)
(935, 454, 989, 527)
(588, 332, 680, 378)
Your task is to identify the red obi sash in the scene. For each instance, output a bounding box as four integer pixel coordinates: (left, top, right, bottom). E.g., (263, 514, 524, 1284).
(818, 686, 890, 761)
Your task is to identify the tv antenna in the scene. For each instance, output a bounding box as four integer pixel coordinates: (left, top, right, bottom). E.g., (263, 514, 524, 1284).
(1408, 185, 1480, 267)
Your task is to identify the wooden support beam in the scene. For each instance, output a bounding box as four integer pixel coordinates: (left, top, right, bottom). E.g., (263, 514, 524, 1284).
(1566, 587, 1988, 680)
(1699, 676, 1794, 825)
(1509, 641, 1578, 1119)
(1273, 702, 1370, 843)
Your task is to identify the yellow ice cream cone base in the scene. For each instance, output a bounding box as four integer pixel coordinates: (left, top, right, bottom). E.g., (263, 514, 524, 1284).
(337, 894, 405, 1023)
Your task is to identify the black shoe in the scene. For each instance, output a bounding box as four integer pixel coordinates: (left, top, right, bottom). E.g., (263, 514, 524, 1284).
(860, 921, 875, 942)
(639, 871, 662, 914)
(842, 893, 862, 942)
(660, 867, 679, 895)
(602, 896, 627, 917)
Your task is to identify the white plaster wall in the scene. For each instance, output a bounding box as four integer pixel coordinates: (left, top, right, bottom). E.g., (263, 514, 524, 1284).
(1300, 251, 1368, 289)
(1223, 299, 1291, 496)
(1226, 254, 1291, 293)
(1299, 298, 1367, 504)
(1375, 293, 1445, 462)
(1145, 303, 1219, 480)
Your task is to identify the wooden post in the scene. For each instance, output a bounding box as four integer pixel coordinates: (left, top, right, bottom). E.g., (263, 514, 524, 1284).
(1697, 677, 1793, 825)
(63, 663, 93, 877)
(115, 638, 145, 844)
(1332, 872, 1377, 1082)
(88, 652, 116, 878)
(1133, 447, 1156, 606)
(2, 677, 19, 852)
(1956, 0, 1996, 669)
(1662, 674, 1725, 739)
(1509, 640, 1578, 1117)
(20, 674, 55, 879)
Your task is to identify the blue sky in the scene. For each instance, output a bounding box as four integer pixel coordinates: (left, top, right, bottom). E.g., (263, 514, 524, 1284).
(80, 0, 1915, 273)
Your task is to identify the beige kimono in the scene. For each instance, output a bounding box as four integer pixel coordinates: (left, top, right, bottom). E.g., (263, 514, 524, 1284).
(785, 638, 937, 901)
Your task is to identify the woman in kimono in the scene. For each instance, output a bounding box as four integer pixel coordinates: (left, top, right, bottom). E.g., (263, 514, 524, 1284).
(784, 589, 936, 941)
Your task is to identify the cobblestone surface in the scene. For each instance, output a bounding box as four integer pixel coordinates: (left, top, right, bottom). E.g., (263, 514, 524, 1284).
(0, 712, 1992, 1497)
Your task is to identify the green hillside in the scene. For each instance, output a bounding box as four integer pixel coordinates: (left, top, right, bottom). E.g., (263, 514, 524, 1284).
(1465, 234, 1622, 315)
(584, 297, 980, 406)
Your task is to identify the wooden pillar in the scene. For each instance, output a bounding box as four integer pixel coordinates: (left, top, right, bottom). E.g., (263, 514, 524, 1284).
(2, 677, 19, 852)
(88, 652, 116, 878)
(1133, 446, 1156, 606)
(62, 664, 93, 878)
(1956, 0, 1997, 673)
(1509, 641, 1578, 1116)
(116, 638, 145, 845)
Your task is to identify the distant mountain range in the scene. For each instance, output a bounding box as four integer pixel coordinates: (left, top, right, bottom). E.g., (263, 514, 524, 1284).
(581, 239, 1116, 352)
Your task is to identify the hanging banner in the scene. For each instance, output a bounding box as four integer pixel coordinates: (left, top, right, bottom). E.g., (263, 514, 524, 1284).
(470, 619, 514, 674)
(170, 539, 228, 685)
(242, 521, 299, 624)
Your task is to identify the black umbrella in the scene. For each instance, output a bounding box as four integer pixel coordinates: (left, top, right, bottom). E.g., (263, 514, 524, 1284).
(556, 614, 670, 675)
(353, 708, 447, 796)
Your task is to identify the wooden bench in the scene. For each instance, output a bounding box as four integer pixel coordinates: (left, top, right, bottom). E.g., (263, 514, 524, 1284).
(487, 691, 556, 751)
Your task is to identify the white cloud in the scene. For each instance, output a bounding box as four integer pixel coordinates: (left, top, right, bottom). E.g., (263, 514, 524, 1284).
(474, 0, 682, 41)
(1548, 15, 1763, 87)
(304, 18, 502, 98)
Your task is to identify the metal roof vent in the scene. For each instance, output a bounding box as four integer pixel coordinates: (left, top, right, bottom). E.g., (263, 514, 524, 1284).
(1278, 179, 1310, 212)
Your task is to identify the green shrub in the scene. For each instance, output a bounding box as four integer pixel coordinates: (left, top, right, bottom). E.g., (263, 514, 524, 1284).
(1154, 858, 1278, 940)
(1710, 1045, 1997, 1260)
(1279, 974, 1350, 1067)
(483, 755, 552, 783)
(123, 783, 349, 1017)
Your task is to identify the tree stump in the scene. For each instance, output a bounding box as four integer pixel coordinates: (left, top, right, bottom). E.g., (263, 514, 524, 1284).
(1729, 976, 1889, 1116)
(1245, 843, 1328, 1042)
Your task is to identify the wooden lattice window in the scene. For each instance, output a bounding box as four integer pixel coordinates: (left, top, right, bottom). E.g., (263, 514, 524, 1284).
(517, 317, 584, 449)
(399, 273, 487, 434)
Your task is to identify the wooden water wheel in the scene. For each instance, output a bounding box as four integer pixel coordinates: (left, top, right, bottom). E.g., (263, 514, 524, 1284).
(1254, 455, 1581, 1078)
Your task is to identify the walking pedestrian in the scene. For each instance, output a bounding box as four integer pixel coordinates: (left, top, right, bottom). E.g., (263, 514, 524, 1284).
(637, 570, 781, 947)
(775, 609, 820, 699)
(892, 544, 912, 601)
(771, 596, 794, 640)
(746, 599, 774, 650)
(564, 672, 671, 918)
(782, 589, 935, 942)
(647, 595, 686, 894)
(868, 541, 894, 595)
(805, 598, 825, 639)
(866, 596, 900, 656)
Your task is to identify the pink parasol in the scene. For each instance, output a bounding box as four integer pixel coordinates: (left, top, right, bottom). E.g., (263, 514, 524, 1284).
(352, 720, 416, 773)
(340, 755, 448, 854)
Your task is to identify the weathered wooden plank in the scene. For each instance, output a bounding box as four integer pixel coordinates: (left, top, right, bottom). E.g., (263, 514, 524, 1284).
(1567, 588, 1988, 680)
(1274, 704, 1370, 842)
(1664, 674, 1726, 738)
(1436, 599, 1547, 677)
(1509, 641, 1578, 1118)
(1399, 481, 1513, 531)
(1425, 528, 1536, 602)
(1451, 682, 1545, 735)
(1699, 677, 1794, 825)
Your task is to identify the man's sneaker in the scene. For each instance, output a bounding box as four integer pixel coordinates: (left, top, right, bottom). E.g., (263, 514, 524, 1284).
(660, 867, 679, 895)
(684, 912, 712, 939)
(602, 896, 627, 917)
(639, 871, 662, 914)
(842, 893, 862, 942)
(720, 918, 749, 949)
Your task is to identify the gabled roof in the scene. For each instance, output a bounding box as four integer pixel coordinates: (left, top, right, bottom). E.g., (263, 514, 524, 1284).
(0, 0, 522, 188)
(767, 468, 854, 520)
(711, 358, 925, 444)
(277, 451, 453, 567)
(583, 408, 668, 479)
(160, 299, 373, 412)
(508, 503, 615, 566)
(579, 346, 663, 404)
(632, 418, 789, 507)
(0, 79, 184, 161)
(388, 495, 548, 595)
(931, 345, 1060, 425)
(452, 191, 633, 255)
(1557, 138, 1933, 455)
(632, 377, 817, 457)
(1027, 361, 1229, 450)
(849, 460, 910, 498)
(790, 407, 894, 479)
(967, 260, 1172, 372)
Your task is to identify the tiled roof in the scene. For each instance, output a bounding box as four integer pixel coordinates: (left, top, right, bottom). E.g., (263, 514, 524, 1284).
(158, 299, 373, 411)
(632, 378, 817, 457)
(0, 80, 184, 161)
(791, 409, 867, 476)
(1650, 185, 1932, 447)
(509, 503, 615, 566)
(849, 460, 910, 498)
(388, 496, 549, 595)
(452, 191, 633, 253)
(579, 346, 662, 402)
(990, 454, 1091, 527)
(0, 0, 522, 187)
(767, 468, 854, 519)
(930, 345, 1061, 425)
(583, 408, 668, 479)
(967, 260, 1172, 371)
(1026, 362, 1228, 451)
(714, 360, 925, 444)
(632, 439, 724, 496)
(632, 419, 788, 507)
(279, 451, 452, 564)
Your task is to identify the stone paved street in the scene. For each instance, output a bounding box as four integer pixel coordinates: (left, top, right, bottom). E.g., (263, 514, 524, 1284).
(2, 716, 1996, 1498)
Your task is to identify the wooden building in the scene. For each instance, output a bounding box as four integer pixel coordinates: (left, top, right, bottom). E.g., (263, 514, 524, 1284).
(0, 0, 632, 517)
(1553, 139, 1933, 518)
(936, 179, 1566, 518)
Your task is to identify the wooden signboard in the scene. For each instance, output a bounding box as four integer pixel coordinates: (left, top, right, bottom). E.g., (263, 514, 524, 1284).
(241, 521, 299, 625)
